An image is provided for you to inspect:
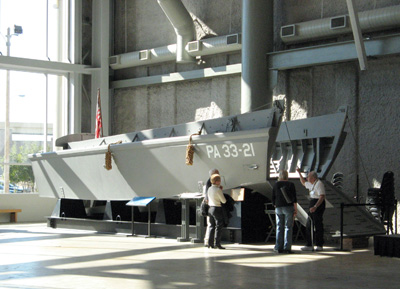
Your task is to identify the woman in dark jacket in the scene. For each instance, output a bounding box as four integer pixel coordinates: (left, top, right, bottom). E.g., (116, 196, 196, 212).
(272, 170, 297, 253)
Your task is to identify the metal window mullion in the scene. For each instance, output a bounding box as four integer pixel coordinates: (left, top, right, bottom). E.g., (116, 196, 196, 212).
(68, 0, 72, 63)
(46, 0, 49, 60)
(44, 74, 49, 152)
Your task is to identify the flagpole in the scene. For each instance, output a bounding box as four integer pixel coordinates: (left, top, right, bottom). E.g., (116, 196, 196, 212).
(95, 88, 103, 138)
(98, 89, 103, 138)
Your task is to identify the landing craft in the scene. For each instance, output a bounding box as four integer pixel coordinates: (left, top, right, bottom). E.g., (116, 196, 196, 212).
(29, 102, 385, 239)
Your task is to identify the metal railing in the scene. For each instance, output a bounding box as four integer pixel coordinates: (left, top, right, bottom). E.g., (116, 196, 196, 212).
(337, 201, 398, 251)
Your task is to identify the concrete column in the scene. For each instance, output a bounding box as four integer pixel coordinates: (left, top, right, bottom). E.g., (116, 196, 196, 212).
(91, 0, 112, 136)
(241, 0, 273, 113)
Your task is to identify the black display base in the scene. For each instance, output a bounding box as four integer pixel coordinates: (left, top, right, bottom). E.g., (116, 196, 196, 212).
(47, 217, 242, 243)
(374, 234, 400, 257)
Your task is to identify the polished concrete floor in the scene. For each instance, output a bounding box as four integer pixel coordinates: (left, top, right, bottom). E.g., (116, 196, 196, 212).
(0, 223, 399, 289)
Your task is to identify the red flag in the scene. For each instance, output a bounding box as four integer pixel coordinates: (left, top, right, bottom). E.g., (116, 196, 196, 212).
(95, 89, 103, 138)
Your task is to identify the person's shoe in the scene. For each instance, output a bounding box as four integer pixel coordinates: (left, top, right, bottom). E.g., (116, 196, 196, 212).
(316, 246, 323, 251)
(301, 246, 314, 251)
(215, 245, 225, 249)
(283, 250, 295, 254)
(206, 245, 215, 249)
(273, 248, 283, 253)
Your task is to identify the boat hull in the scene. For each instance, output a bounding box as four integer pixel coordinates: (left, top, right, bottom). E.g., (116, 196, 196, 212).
(30, 128, 279, 200)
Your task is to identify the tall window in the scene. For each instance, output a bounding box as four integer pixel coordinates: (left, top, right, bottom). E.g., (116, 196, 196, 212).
(0, 0, 68, 193)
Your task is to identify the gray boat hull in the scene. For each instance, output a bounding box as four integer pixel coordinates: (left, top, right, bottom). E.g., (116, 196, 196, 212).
(30, 104, 284, 200)
(30, 128, 278, 200)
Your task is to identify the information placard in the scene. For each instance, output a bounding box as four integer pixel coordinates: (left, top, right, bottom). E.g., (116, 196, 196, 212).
(126, 197, 156, 207)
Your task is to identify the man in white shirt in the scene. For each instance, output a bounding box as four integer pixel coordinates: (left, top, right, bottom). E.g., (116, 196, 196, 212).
(297, 168, 326, 251)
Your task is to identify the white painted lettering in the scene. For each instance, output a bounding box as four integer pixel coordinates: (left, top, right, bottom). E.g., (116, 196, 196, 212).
(206, 145, 214, 158)
(214, 145, 221, 158)
(222, 144, 230, 158)
(206, 143, 256, 158)
(230, 144, 239, 157)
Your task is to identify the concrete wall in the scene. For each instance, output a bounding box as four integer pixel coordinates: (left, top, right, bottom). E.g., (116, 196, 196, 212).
(112, 75, 241, 133)
(110, 0, 400, 206)
(0, 194, 57, 223)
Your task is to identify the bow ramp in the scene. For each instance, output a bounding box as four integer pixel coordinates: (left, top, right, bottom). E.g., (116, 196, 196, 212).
(269, 106, 385, 238)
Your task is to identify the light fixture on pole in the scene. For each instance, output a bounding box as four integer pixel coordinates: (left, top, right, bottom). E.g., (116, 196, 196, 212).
(3, 24, 22, 193)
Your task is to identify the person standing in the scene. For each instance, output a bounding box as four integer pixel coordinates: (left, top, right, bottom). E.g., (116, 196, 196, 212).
(204, 168, 221, 247)
(272, 170, 297, 253)
(206, 174, 226, 249)
(297, 168, 326, 251)
(206, 169, 220, 193)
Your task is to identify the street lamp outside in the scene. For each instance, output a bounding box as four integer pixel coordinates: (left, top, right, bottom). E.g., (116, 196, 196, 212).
(3, 25, 22, 193)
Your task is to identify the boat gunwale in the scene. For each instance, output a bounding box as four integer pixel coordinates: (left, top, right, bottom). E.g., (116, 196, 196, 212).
(28, 127, 278, 160)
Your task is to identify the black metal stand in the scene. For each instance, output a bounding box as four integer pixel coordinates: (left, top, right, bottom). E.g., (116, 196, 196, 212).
(130, 206, 135, 236)
(176, 197, 204, 243)
(191, 198, 204, 243)
(146, 205, 152, 238)
(178, 199, 190, 242)
(335, 203, 349, 251)
(126, 197, 156, 238)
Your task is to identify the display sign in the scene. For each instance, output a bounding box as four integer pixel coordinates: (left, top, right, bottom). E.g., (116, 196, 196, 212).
(126, 197, 156, 207)
(230, 188, 245, 201)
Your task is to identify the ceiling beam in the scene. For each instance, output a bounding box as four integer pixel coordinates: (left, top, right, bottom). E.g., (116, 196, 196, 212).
(111, 63, 242, 89)
(268, 34, 400, 71)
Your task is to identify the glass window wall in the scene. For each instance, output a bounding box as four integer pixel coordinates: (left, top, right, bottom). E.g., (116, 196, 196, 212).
(0, 0, 69, 193)
(0, 0, 66, 61)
